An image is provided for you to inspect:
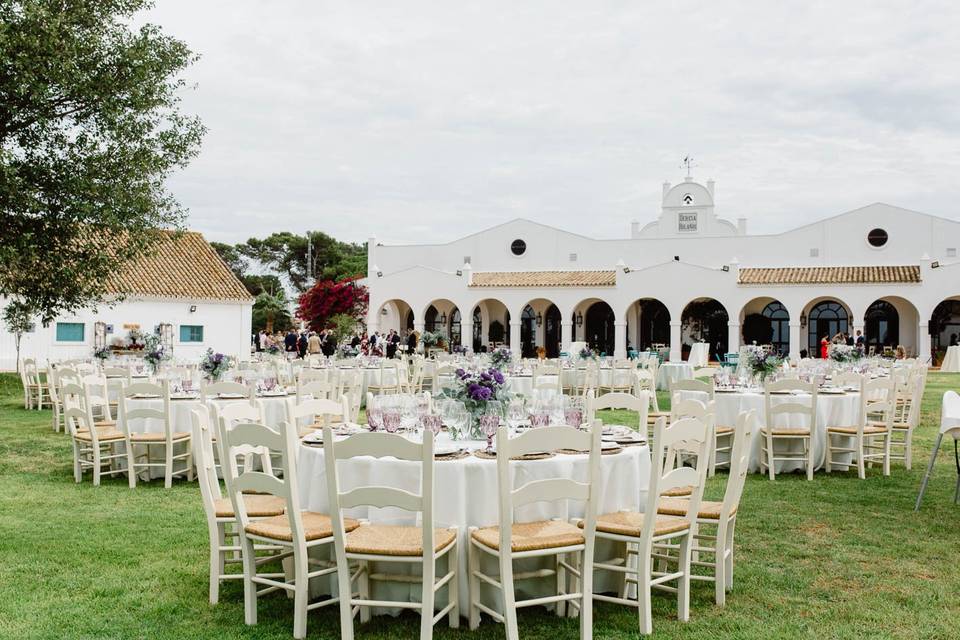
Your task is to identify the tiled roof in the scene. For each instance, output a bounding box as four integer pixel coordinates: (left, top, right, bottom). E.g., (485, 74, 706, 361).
(470, 270, 617, 288)
(738, 265, 921, 285)
(104, 231, 254, 301)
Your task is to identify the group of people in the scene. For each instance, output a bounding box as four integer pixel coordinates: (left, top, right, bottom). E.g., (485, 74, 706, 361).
(818, 330, 908, 359)
(252, 327, 421, 359)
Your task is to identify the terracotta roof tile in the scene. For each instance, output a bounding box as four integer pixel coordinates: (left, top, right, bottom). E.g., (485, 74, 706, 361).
(104, 231, 253, 301)
(470, 270, 616, 288)
(738, 265, 920, 285)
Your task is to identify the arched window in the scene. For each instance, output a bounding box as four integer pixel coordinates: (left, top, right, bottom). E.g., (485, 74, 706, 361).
(424, 305, 438, 333)
(807, 301, 848, 355)
(544, 304, 561, 358)
(472, 306, 482, 351)
(520, 305, 537, 357)
(762, 302, 790, 356)
(931, 300, 960, 357)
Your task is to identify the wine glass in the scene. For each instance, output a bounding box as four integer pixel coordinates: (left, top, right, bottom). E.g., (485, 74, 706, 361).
(564, 396, 584, 429)
(506, 397, 526, 434)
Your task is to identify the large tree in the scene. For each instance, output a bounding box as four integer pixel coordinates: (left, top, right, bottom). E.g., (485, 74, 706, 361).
(240, 231, 366, 291)
(0, 0, 205, 323)
(211, 241, 283, 296)
(297, 277, 368, 333)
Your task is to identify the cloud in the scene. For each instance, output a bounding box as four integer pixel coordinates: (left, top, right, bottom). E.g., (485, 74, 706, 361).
(143, 0, 960, 245)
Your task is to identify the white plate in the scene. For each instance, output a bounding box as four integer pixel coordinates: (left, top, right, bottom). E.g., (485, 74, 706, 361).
(434, 444, 459, 456)
(217, 393, 245, 399)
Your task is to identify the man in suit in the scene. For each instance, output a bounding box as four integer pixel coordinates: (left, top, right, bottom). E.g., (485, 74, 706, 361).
(406, 330, 418, 354)
(297, 331, 308, 358)
(284, 329, 297, 353)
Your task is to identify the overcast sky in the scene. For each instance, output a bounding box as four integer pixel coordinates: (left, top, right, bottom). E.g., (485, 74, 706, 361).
(144, 1, 960, 246)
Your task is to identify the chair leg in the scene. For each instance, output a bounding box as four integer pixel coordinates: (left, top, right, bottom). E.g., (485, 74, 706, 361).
(825, 434, 833, 473)
(905, 429, 914, 470)
(856, 435, 866, 480)
(467, 540, 481, 630)
(292, 552, 309, 640)
(448, 544, 460, 628)
(126, 441, 137, 489)
(420, 550, 436, 640)
(580, 544, 594, 640)
(241, 536, 258, 626)
(164, 445, 174, 489)
(636, 548, 653, 635)
(336, 551, 355, 640)
(210, 523, 225, 605)
(806, 437, 814, 481)
(555, 552, 566, 617)
(500, 553, 519, 640)
(677, 534, 691, 623)
(357, 561, 371, 623)
(915, 434, 943, 510)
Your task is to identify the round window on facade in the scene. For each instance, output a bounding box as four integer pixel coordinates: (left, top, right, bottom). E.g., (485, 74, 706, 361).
(511, 239, 527, 256)
(867, 228, 888, 247)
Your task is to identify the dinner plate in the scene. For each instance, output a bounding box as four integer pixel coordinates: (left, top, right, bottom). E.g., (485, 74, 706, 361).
(132, 393, 160, 399)
(217, 393, 245, 399)
(433, 444, 459, 456)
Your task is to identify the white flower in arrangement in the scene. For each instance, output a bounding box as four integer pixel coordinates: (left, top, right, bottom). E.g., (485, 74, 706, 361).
(828, 343, 859, 363)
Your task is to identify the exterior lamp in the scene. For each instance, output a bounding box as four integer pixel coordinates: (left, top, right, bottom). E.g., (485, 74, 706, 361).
(575, 312, 583, 326)
(800, 313, 807, 328)
(189, 305, 197, 313)
(536, 312, 543, 327)
(439, 312, 447, 325)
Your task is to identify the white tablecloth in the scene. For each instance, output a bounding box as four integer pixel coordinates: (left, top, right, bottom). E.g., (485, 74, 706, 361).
(688, 343, 710, 368)
(118, 395, 293, 434)
(658, 362, 693, 390)
(941, 346, 960, 373)
(678, 389, 860, 473)
(296, 441, 650, 614)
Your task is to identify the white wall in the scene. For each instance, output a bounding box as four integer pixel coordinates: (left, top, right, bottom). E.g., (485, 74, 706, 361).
(0, 296, 253, 370)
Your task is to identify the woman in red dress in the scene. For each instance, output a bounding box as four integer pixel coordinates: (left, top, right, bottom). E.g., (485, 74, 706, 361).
(820, 336, 829, 359)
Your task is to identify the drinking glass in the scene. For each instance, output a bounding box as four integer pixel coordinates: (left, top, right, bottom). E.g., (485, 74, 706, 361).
(420, 413, 442, 437)
(506, 398, 527, 433)
(383, 409, 401, 433)
(563, 396, 584, 428)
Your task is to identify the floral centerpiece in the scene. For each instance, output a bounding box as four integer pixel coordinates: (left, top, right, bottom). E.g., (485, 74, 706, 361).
(743, 346, 782, 382)
(579, 346, 598, 361)
(339, 343, 359, 358)
(265, 341, 282, 356)
(143, 334, 170, 373)
(93, 346, 111, 362)
(442, 367, 507, 440)
(420, 330, 443, 353)
(828, 344, 860, 363)
(489, 346, 512, 370)
(200, 348, 233, 381)
(126, 328, 144, 350)
(452, 344, 468, 356)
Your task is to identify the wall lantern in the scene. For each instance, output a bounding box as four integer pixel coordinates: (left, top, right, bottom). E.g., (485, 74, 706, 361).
(536, 312, 543, 327)
(800, 313, 807, 328)
(189, 305, 197, 313)
(575, 312, 583, 327)
(439, 312, 447, 325)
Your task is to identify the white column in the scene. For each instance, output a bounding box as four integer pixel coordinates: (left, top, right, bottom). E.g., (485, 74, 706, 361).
(789, 322, 802, 363)
(727, 321, 740, 359)
(509, 321, 522, 354)
(461, 320, 473, 353)
(669, 320, 682, 363)
(561, 321, 573, 354)
(614, 322, 627, 360)
(919, 322, 931, 365)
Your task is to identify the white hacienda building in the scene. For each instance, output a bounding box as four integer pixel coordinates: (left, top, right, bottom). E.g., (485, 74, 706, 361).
(366, 175, 960, 365)
(0, 231, 254, 370)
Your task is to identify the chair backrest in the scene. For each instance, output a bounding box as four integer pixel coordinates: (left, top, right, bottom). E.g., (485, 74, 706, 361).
(103, 366, 132, 382)
(495, 423, 601, 550)
(285, 396, 348, 430)
(191, 407, 224, 509)
(337, 370, 364, 422)
(298, 367, 330, 385)
(646, 415, 710, 536)
(219, 420, 298, 542)
(832, 371, 861, 388)
(579, 362, 600, 396)
(587, 391, 649, 430)
(432, 363, 458, 394)
(212, 399, 266, 432)
(692, 367, 717, 381)
(763, 378, 817, 429)
(324, 428, 436, 559)
(718, 410, 755, 521)
(119, 381, 172, 438)
(671, 377, 715, 400)
(941, 391, 960, 438)
(63, 402, 100, 443)
(297, 379, 335, 402)
(83, 374, 113, 421)
(201, 380, 253, 405)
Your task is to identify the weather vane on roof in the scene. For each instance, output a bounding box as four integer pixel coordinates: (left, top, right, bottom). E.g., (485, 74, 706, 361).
(681, 155, 695, 177)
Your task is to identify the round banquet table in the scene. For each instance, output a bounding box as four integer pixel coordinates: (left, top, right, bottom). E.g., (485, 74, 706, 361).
(941, 345, 960, 373)
(657, 362, 693, 390)
(677, 389, 861, 473)
(295, 440, 650, 615)
(117, 394, 294, 434)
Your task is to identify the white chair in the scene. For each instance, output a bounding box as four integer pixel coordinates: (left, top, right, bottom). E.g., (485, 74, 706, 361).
(296, 379, 335, 403)
(657, 409, 755, 605)
(23, 358, 49, 410)
(601, 360, 636, 394)
(337, 370, 364, 422)
(201, 380, 254, 405)
(888, 373, 923, 469)
(368, 360, 401, 395)
(221, 420, 354, 639)
(469, 423, 601, 640)
(283, 396, 350, 438)
(325, 428, 459, 640)
(62, 384, 128, 486)
(432, 363, 459, 395)
(533, 361, 563, 394)
(587, 390, 649, 432)
(915, 391, 960, 509)
(826, 375, 895, 479)
(119, 380, 192, 488)
(190, 407, 285, 604)
(590, 415, 710, 635)
(578, 361, 600, 397)
(760, 379, 818, 481)
(670, 377, 715, 401)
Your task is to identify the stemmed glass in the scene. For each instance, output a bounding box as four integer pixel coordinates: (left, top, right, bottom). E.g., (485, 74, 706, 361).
(506, 397, 527, 434)
(366, 395, 384, 432)
(480, 401, 504, 452)
(564, 396, 584, 429)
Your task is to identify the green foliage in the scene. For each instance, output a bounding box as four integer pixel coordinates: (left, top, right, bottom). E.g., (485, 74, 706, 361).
(239, 231, 366, 291)
(252, 290, 292, 333)
(328, 313, 357, 344)
(0, 0, 205, 324)
(2, 298, 34, 371)
(210, 241, 283, 295)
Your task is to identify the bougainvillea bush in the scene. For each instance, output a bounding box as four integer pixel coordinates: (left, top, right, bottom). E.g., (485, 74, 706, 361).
(296, 277, 368, 332)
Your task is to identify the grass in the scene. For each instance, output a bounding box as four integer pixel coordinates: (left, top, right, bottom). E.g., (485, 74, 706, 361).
(1, 373, 960, 639)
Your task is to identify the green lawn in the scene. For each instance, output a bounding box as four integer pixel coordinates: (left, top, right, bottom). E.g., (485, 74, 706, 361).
(1, 373, 960, 639)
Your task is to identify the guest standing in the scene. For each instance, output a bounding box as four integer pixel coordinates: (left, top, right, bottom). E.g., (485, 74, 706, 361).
(307, 331, 322, 354)
(284, 329, 298, 353)
(820, 335, 829, 359)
